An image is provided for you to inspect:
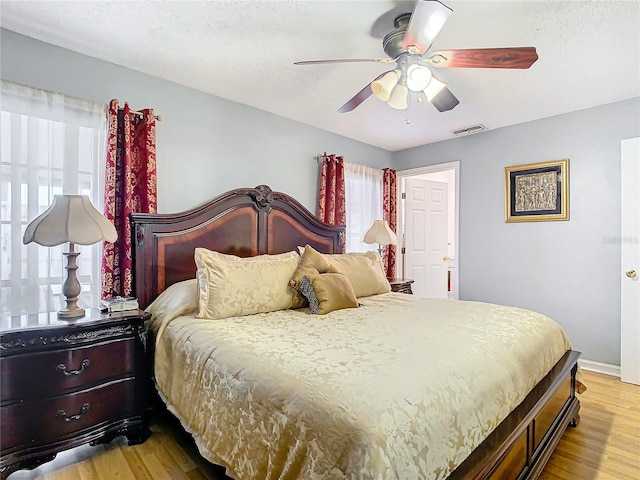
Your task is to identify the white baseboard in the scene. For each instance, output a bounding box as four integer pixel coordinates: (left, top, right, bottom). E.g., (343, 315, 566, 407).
(579, 359, 621, 378)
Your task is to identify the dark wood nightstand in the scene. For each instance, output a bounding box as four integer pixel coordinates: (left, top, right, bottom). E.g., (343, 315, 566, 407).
(388, 278, 415, 294)
(0, 309, 151, 479)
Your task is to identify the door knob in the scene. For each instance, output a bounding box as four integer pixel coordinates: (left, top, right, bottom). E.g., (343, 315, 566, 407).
(626, 269, 638, 279)
(443, 256, 450, 261)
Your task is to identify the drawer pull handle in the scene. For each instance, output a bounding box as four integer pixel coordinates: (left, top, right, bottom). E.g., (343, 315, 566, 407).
(57, 359, 90, 376)
(57, 403, 90, 422)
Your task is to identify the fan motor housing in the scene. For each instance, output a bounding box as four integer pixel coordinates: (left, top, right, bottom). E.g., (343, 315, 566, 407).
(383, 13, 412, 59)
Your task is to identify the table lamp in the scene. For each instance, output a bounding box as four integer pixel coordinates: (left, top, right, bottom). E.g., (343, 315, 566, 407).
(23, 195, 117, 319)
(363, 220, 398, 257)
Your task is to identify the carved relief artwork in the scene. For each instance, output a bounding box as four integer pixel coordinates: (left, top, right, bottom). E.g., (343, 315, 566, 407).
(505, 159, 569, 222)
(514, 171, 558, 212)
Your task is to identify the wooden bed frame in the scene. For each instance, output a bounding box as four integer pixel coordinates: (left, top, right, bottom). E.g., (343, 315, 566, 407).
(131, 185, 581, 480)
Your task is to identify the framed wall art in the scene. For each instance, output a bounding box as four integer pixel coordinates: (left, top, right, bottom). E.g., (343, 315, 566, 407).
(505, 159, 569, 222)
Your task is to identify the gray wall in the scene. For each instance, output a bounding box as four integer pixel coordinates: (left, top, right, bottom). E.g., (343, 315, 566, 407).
(1, 29, 392, 213)
(395, 98, 640, 365)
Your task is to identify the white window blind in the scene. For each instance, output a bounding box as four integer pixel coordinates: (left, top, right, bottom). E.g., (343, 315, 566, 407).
(0, 81, 107, 316)
(344, 161, 383, 253)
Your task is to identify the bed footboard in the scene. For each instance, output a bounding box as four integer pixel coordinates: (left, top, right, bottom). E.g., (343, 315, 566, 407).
(450, 350, 581, 480)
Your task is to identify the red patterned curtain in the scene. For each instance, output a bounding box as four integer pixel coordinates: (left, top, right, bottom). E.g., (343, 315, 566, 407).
(382, 168, 397, 277)
(101, 100, 157, 298)
(317, 153, 346, 253)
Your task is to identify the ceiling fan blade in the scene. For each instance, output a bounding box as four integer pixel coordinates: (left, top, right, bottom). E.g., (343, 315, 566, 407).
(431, 85, 459, 112)
(402, 0, 453, 55)
(338, 71, 389, 113)
(294, 58, 393, 66)
(425, 47, 539, 69)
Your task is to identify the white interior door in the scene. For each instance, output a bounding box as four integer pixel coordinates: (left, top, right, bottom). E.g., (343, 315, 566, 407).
(621, 137, 640, 385)
(404, 178, 449, 298)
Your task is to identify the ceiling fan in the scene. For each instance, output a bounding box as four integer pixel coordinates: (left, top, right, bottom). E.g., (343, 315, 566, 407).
(294, 0, 538, 113)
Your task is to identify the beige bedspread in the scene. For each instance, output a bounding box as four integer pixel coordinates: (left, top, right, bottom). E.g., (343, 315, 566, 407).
(149, 291, 572, 480)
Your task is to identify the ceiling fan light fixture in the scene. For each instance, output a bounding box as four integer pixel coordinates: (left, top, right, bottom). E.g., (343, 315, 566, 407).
(387, 84, 409, 110)
(372, 70, 400, 102)
(296, 0, 536, 115)
(406, 64, 433, 92)
(423, 77, 446, 102)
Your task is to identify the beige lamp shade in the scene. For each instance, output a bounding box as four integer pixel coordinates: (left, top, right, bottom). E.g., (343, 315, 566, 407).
(363, 220, 398, 246)
(372, 70, 400, 102)
(387, 83, 409, 110)
(23, 195, 117, 246)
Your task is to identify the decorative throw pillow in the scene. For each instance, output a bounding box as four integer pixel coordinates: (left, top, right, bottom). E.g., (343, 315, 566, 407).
(297, 247, 391, 298)
(298, 276, 320, 314)
(194, 248, 300, 319)
(300, 273, 359, 315)
(326, 251, 391, 297)
(290, 244, 341, 290)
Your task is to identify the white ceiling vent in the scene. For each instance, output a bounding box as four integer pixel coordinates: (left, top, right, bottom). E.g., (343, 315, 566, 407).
(452, 124, 486, 136)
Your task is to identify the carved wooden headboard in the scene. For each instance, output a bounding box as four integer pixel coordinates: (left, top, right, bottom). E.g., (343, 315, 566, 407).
(130, 185, 344, 309)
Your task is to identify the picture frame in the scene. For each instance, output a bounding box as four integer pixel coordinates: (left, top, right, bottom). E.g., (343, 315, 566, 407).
(505, 159, 569, 222)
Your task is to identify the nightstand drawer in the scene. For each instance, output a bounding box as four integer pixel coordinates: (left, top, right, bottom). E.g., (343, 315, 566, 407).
(0, 378, 135, 454)
(1, 338, 134, 404)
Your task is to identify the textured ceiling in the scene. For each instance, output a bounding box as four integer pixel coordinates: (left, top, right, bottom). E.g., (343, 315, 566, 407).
(1, 1, 639, 151)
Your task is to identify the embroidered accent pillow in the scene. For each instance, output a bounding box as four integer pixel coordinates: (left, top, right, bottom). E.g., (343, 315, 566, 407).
(300, 273, 358, 315)
(298, 276, 320, 314)
(290, 244, 341, 290)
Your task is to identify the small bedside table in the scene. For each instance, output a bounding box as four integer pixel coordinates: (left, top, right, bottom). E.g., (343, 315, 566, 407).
(388, 278, 415, 294)
(0, 309, 151, 479)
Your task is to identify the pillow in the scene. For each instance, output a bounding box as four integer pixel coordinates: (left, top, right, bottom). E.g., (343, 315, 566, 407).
(298, 276, 320, 314)
(195, 248, 300, 319)
(290, 244, 341, 290)
(298, 247, 391, 298)
(146, 278, 199, 331)
(299, 273, 358, 315)
(328, 251, 390, 297)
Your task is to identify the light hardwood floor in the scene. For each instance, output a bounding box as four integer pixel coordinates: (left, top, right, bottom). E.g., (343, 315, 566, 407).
(7, 370, 639, 480)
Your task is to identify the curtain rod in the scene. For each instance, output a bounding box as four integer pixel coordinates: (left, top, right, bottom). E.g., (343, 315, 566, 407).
(316, 153, 340, 163)
(120, 108, 163, 122)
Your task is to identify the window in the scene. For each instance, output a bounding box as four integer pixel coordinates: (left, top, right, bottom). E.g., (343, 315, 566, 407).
(344, 161, 383, 253)
(0, 81, 106, 316)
